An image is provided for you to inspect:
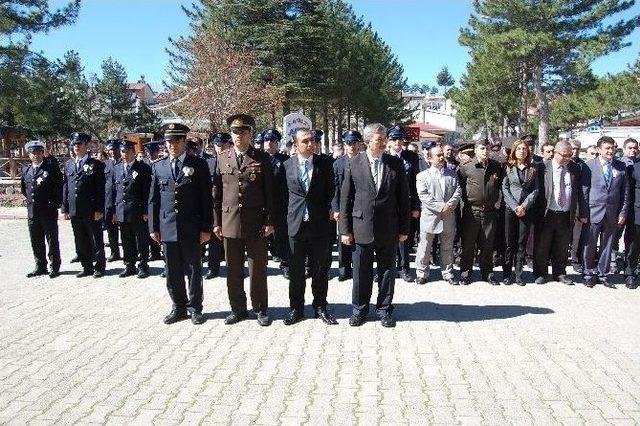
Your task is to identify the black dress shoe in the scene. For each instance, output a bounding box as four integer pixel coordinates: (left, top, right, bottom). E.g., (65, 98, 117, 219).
(601, 278, 616, 289)
(460, 276, 471, 286)
(26, 268, 48, 278)
(349, 315, 366, 327)
(93, 270, 105, 278)
(556, 275, 574, 286)
(70, 256, 80, 263)
(191, 311, 205, 325)
(625, 276, 638, 289)
(224, 311, 248, 325)
(76, 269, 93, 278)
(283, 310, 304, 326)
(107, 254, 121, 262)
(416, 277, 427, 285)
(49, 270, 60, 279)
(137, 268, 150, 279)
(380, 314, 396, 328)
(446, 277, 460, 286)
(502, 277, 513, 286)
(315, 308, 338, 325)
(119, 267, 136, 278)
(160, 270, 166, 278)
(164, 310, 189, 324)
(204, 269, 218, 280)
(484, 274, 499, 285)
(583, 276, 597, 288)
(338, 273, 352, 282)
(515, 277, 526, 286)
(282, 269, 290, 280)
(534, 276, 547, 285)
(572, 263, 584, 274)
(400, 270, 415, 283)
(257, 312, 271, 326)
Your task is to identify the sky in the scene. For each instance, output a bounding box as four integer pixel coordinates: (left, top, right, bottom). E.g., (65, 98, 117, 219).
(30, 0, 640, 92)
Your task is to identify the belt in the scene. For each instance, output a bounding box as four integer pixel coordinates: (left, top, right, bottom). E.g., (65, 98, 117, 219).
(470, 206, 495, 213)
(548, 209, 570, 214)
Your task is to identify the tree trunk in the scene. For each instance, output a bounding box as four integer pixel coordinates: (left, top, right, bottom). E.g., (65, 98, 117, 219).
(322, 100, 329, 152)
(532, 62, 550, 150)
(337, 103, 344, 144)
(519, 62, 529, 136)
(346, 107, 351, 130)
(309, 104, 317, 129)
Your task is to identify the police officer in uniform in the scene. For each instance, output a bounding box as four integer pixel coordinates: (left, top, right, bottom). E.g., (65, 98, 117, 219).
(104, 139, 122, 262)
(62, 132, 107, 278)
(263, 128, 291, 278)
(253, 131, 264, 151)
(149, 123, 212, 325)
(457, 139, 505, 285)
(332, 130, 362, 281)
(213, 114, 276, 326)
(197, 134, 223, 279)
(21, 140, 63, 278)
(142, 141, 164, 262)
(112, 140, 152, 278)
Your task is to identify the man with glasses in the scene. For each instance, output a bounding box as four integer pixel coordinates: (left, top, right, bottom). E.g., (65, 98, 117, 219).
(213, 114, 276, 326)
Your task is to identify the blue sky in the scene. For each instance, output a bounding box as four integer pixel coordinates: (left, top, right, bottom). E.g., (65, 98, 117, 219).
(31, 0, 640, 92)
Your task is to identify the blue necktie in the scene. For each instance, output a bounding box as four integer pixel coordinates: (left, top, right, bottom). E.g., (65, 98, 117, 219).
(604, 162, 612, 188)
(172, 159, 180, 180)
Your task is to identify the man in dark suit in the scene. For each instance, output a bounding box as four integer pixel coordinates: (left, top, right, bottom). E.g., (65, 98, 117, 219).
(148, 123, 212, 325)
(263, 128, 291, 279)
(282, 128, 338, 325)
(613, 138, 638, 271)
(340, 123, 411, 328)
(212, 114, 276, 327)
(386, 125, 420, 283)
(142, 141, 164, 262)
(104, 140, 122, 262)
(21, 140, 63, 278)
(111, 140, 152, 278)
(534, 141, 585, 284)
(332, 130, 362, 281)
(62, 132, 106, 278)
(582, 136, 630, 288)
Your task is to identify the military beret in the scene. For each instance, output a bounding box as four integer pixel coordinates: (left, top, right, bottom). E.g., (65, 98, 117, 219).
(387, 125, 406, 140)
(209, 132, 232, 146)
(342, 130, 363, 144)
(313, 129, 323, 142)
(119, 140, 136, 151)
(25, 140, 45, 152)
(263, 128, 282, 142)
(227, 114, 255, 130)
(162, 123, 190, 140)
(144, 141, 161, 152)
(69, 132, 91, 145)
(253, 132, 264, 144)
(105, 139, 121, 150)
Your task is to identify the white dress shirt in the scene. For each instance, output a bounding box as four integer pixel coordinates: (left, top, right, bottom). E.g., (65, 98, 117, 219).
(366, 152, 383, 191)
(548, 159, 571, 212)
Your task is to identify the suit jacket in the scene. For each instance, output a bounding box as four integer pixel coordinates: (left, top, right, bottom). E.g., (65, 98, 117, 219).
(104, 157, 122, 218)
(212, 146, 276, 239)
(61, 156, 105, 218)
(284, 154, 334, 237)
(390, 149, 420, 211)
(21, 161, 62, 220)
(148, 154, 212, 242)
(416, 167, 461, 234)
(581, 158, 629, 224)
(339, 152, 411, 245)
(539, 159, 584, 224)
(502, 163, 540, 214)
(270, 151, 290, 223)
(628, 162, 640, 223)
(331, 154, 352, 213)
(113, 160, 152, 223)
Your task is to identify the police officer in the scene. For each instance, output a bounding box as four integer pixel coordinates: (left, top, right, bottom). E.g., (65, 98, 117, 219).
(142, 141, 164, 262)
(21, 140, 63, 278)
(104, 139, 122, 262)
(149, 123, 212, 325)
(212, 114, 276, 326)
(386, 125, 420, 282)
(332, 130, 362, 281)
(254, 131, 264, 151)
(198, 134, 223, 279)
(62, 132, 107, 278)
(262, 128, 291, 278)
(112, 140, 152, 278)
(458, 139, 505, 285)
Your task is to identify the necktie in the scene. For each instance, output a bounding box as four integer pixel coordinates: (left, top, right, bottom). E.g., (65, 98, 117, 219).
(372, 158, 379, 188)
(237, 153, 244, 168)
(75, 160, 81, 173)
(172, 158, 180, 180)
(604, 162, 612, 187)
(301, 160, 310, 191)
(124, 164, 128, 177)
(558, 166, 567, 208)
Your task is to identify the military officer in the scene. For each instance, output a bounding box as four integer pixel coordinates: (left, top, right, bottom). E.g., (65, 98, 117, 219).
(148, 123, 212, 325)
(457, 139, 505, 285)
(21, 140, 63, 278)
(263, 128, 291, 278)
(212, 114, 276, 326)
(62, 132, 107, 278)
(104, 139, 122, 262)
(111, 140, 152, 278)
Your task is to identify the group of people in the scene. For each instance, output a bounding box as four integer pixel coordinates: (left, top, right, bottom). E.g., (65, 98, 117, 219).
(20, 114, 640, 329)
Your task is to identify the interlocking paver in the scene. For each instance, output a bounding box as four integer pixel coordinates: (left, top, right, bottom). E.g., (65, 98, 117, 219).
(1, 218, 640, 424)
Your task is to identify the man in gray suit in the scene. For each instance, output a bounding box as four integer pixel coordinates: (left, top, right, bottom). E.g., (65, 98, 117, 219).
(415, 145, 461, 285)
(582, 136, 630, 288)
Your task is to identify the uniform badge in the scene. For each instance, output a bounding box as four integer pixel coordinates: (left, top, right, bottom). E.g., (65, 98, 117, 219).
(182, 166, 195, 176)
(83, 164, 93, 172)
(42, 171, 48, 178)
(36, 177, 44, 185)
(132, 171, 138, 179)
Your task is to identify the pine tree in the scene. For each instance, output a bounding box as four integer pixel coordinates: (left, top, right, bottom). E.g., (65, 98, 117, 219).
(436, 66, 455, 95)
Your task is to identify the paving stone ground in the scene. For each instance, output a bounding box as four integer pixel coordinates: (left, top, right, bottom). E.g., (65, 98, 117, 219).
(1, 217, 639, 425)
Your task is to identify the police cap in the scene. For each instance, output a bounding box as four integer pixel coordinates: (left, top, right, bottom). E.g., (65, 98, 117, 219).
(209, 132, 232, 146)
(69, 132, 91, 145)
(263, 129, 282, 142)
(105, 139, 121, 150)
(162, 123, 190, 140)
(25, 140, 45, 153)
(387, 125, 406, 140)
(342, 130, 363, 144)
(120, 140, 136, 151)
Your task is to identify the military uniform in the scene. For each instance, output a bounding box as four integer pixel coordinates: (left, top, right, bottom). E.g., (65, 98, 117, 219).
(112, 141, 152, 278)
(21, 140, 63, 277)
(104, 140, 122, 261)
(213, 114, 276, 324)
(458, 155, 505, 282)
(61, 132, 106, 277)
(143, 141, 164, 261)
